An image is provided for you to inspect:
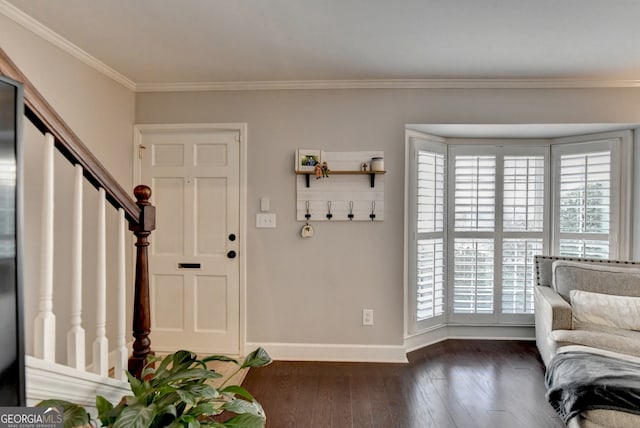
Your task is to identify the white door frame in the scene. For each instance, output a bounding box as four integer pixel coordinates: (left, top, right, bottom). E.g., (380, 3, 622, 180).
(133, 123, 248, 356)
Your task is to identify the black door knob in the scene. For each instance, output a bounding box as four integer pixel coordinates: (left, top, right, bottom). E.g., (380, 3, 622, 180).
(229, 233, 236, 241)
(227, 250, 237, 259)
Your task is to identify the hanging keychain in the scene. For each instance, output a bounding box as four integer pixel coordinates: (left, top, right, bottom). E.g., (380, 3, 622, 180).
(301, 201, 314, 238)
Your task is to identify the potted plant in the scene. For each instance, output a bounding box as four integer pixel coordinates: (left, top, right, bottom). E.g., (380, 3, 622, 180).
(38, 347, 272, 428)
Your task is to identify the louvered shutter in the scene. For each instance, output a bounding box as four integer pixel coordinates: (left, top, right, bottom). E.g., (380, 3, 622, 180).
(416, 149, 445, 321)
(501, 155, 545, 314)
(452, 154, 496, 314)
(558, 151, 611, 258)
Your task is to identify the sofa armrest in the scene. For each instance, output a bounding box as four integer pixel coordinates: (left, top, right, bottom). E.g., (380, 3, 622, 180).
(534, 285, 573, 366)
(535, 285, 573, 330)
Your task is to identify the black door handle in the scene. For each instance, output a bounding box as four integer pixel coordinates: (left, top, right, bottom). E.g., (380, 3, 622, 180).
(227, 250, 237, 259)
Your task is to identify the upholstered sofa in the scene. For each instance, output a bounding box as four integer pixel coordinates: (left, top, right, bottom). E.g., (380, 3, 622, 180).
(534, 255, 640, 427)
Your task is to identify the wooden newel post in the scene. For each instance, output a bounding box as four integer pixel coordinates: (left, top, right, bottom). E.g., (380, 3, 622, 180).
(128, 185, 156, 379)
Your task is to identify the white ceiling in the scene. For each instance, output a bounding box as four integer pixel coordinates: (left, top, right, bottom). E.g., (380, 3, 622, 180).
(4, 0, 640, 88)
(3, 1, 640, 138)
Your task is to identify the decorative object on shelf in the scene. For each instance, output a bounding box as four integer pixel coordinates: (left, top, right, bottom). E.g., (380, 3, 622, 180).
(295, 150, 385, 221)
(370, 156, 384, 171)
(296, 149, 321, 172)
(322, 161, 330, 177)
(315, 162, 323, 179)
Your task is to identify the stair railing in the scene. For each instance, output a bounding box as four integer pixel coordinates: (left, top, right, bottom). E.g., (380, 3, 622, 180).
(0, 46, 154, 380)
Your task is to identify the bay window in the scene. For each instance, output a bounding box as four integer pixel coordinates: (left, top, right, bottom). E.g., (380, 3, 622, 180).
(407, 130, 630, 336)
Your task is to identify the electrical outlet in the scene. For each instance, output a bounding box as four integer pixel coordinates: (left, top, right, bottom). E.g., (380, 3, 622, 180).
(362, 309, 374, 326)
(256, 213, 276, 228)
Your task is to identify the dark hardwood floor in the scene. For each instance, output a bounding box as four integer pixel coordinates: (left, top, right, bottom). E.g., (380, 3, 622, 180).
(242, 340, 564, 428)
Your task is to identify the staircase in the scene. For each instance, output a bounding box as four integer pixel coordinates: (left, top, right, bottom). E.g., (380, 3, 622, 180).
(0, 47, 155, 410)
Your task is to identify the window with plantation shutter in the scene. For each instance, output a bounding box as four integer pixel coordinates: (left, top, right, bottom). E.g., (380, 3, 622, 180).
(408, 132, 446, 333)
(449, 147, 548, 321)
(552, 134, 628, 260)
(558, 151, 610, 258)
(501, 155, 546, 315)
(502, 238, 542, 314)
(451, 152, 496, 315)
(453, 238, 494, 314)
(406, 129, 630, 337)
(454, 156, 496, 232)
(416, 238, 444, 320)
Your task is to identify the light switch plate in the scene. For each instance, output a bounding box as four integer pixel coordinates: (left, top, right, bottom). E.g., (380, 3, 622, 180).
(260, 197, 270, 212)
(256, 213, 276, 228)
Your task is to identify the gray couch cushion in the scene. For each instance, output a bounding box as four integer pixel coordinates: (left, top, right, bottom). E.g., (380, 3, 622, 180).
(552, 261, 640, 302)
(535, 255, 640, 288)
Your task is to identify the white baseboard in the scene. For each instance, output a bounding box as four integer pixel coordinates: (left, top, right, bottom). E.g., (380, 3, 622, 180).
(246, 342, 408, 363)
(25, 356, 130, 412)
(404, 324, 535, 353)
(248, 326, 534, 363)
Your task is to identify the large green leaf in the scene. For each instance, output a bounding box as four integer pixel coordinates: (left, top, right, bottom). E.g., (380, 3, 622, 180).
(200, 355, 239, 365)
(37, 399, 90, 428)
(172, 384, 219, 405)
(152, 404, 178, 427)
(179, 414, 201, 428)
(220, 413, 266, 428)
(176, 389, 197, 406)
(185, 383, 219, 400)
(113, 404, 157, 428)
(240, 348, 271, 369)
(172, 350, 197, 369)
(127, 370, 147, 397)
(221, 398, 264, 417)
(184, 401, 220, 418)
(152, 353, 176, 381)
(219, 385, 254, 402)
(96, 395, 115, 426)
(161, 368, 222, 384)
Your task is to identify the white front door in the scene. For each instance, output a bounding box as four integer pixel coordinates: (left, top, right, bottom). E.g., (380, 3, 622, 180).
(137, 125, 243, 355)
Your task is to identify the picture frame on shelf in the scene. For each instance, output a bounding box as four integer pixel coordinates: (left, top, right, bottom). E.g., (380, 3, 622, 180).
(296, 149, 322, 172)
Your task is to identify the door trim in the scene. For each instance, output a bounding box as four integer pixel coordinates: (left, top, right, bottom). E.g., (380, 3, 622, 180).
(133, 123, 248, 356)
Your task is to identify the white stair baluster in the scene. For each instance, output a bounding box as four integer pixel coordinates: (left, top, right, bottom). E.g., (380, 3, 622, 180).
(34, 133, 56, 361)
(92, 187, 108, 375)
(114, 208, 128, 380)
(67, 164, 85, 369)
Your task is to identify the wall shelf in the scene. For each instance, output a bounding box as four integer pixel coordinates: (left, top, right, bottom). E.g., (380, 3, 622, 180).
(295, 150, 385, 222)
(296, 170, 386, 187)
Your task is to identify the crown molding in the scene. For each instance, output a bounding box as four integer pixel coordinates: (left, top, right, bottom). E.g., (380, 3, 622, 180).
(135, 78, 640, 92)
(2, 0, 640, 93)
(0, 0, 136, 91)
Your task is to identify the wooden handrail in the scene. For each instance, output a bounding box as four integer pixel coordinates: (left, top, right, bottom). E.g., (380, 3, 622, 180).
(0, 46, 154, 379)
(0, 46, 140, 222)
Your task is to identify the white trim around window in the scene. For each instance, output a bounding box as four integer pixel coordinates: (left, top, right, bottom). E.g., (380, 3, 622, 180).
(551, 131, 633, 260)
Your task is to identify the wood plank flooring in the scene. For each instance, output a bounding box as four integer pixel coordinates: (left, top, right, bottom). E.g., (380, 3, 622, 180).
(242, 340, 564, 428)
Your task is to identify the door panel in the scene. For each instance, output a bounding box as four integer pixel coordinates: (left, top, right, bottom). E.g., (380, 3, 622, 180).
(140, 127, 240, 354)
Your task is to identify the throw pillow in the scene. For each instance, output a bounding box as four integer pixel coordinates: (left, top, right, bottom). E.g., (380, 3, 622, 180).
(570, 289, 640, 331)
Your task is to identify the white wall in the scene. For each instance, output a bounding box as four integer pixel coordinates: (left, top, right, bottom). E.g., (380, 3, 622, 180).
(135, 87, 640, 354)
(0, 15, 136, 363)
